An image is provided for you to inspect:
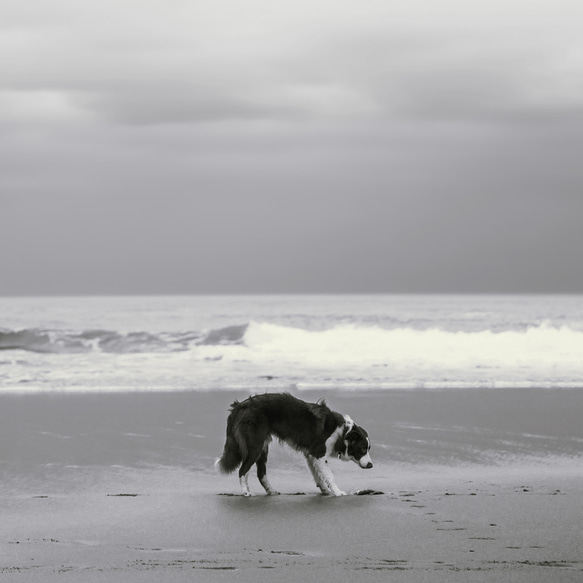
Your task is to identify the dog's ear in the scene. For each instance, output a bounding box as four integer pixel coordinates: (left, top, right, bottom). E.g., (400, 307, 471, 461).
(344, 427, 357, 442)
(346, 425, 368, 442)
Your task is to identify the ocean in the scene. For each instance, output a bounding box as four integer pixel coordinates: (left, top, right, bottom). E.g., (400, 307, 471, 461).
(1, 294, 583, 393)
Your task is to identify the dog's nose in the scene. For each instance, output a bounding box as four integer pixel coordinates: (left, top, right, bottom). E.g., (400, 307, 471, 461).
(365, 462, 373, 469)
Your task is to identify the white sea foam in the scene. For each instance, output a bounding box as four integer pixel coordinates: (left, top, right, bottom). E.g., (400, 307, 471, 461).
(239, 321, 583, 368)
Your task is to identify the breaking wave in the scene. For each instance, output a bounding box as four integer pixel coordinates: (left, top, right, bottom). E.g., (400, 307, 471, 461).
(0, 325, 248, 354)
(3, 321, 583, 391)
(2, 321, 582, 366)
(239, 321, 583, 368)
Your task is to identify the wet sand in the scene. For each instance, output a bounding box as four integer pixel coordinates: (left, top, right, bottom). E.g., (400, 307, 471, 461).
(2, 389, 583, 581)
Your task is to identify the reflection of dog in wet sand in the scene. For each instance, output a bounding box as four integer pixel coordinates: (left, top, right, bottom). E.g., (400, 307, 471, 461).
(216, 393, 373, 496)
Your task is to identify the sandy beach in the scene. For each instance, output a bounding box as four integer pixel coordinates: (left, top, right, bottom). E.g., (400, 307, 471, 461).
(2, 389, 583, 582)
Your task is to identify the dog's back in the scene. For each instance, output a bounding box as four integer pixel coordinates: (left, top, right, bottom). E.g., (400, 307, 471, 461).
(217, 393, 337, 472)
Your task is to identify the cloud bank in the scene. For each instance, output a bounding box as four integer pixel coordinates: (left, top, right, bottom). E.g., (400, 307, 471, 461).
(2, 0, 582, 124)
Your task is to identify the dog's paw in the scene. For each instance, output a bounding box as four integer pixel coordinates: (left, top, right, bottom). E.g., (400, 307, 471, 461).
(323, 490, 346, 496)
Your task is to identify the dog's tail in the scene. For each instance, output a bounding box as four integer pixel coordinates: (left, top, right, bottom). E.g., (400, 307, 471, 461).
(216, 405, 244, 474)
(216, 433, 242, 474)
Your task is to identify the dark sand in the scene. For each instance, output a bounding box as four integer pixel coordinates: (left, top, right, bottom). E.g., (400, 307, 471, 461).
(2, 389, 583, 581)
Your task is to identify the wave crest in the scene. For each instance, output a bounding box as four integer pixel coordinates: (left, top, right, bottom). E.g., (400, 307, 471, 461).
(239, 321, 583, 367)
(0, 323, 250, 354)
(0, 328, 201, 354)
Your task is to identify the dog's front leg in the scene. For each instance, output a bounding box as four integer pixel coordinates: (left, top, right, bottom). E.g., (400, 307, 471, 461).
(306, 455, 346, 496)
(305, 454, 327, 493)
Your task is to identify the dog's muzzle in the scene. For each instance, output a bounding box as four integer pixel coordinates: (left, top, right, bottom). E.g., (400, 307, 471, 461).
(358, 453, 373, 469)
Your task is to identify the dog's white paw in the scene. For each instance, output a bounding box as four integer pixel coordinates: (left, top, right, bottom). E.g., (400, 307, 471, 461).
(322, 489, 346, 496)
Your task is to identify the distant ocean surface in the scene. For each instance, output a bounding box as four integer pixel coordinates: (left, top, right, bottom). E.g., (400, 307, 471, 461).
(1, 295, 583, 393)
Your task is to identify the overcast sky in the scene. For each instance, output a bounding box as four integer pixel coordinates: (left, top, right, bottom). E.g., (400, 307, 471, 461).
(1, 0, 582, 295)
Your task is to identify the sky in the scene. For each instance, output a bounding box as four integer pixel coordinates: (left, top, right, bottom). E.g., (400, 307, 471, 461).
(1, 0, 582, 295)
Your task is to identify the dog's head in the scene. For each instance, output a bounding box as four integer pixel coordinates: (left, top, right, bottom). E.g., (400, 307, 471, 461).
(338, 420, 373, 469)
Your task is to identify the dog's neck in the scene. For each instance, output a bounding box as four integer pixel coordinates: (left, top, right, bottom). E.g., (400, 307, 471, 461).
(333, 415, 354, 458)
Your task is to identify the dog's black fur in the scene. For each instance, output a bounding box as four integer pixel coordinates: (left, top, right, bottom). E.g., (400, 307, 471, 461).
(217, 393, 372, 496)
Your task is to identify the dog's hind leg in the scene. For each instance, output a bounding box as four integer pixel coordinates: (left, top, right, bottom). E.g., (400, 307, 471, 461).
(256, 442, 279, 496)
(239, 472, 251, 496)
(238, 441, 266, 496)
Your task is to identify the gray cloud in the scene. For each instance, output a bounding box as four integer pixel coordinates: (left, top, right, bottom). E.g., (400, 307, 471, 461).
(2, 1, 583, 124)
(284, 24, 583, 121)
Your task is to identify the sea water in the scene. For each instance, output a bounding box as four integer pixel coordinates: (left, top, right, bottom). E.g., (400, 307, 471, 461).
(1, 295, 583, 393)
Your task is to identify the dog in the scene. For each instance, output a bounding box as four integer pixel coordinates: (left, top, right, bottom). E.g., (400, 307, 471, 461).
(216, 393, 373, 496)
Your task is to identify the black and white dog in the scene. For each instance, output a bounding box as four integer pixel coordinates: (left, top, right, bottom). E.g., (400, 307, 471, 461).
(216, 393, 373, 496)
